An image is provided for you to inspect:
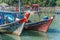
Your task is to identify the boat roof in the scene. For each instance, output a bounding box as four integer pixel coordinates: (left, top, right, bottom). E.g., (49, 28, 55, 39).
(31, 4, 39, 6)
(23, 5, 30, 7)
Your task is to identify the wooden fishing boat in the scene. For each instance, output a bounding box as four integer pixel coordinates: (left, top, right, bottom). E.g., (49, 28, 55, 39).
(24, 16, 55, 32)
(0, 12, 30, 36)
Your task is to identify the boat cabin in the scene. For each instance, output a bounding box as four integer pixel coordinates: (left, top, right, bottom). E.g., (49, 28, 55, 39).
(31, 4, 40, 11)
(23, 5, 30, 11)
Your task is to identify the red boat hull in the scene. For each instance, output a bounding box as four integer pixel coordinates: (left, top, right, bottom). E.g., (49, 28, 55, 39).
(24, 16, 55, 32)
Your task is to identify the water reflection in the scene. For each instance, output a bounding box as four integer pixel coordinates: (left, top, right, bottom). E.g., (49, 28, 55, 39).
(21, 30, 49, 40)
(47, 29, 60, 33)
(0, 34, 21, 40)
(0, 14, 60, 40)
(20, 14, 60, 40)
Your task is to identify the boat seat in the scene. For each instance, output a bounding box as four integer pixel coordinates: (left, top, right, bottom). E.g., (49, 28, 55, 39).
(25, 20, 46, 26)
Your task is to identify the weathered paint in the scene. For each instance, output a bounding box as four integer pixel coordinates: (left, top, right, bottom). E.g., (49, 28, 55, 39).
(24, 16, 55, 32)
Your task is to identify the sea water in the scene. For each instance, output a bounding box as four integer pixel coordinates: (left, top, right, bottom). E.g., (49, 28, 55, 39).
(0, 14, 60, 40)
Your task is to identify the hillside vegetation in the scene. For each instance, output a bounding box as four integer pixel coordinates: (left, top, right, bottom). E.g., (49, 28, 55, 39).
(0, 0, 60, 6)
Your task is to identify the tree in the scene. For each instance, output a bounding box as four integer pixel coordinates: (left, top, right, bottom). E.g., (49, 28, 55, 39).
(0, 0, 2, 3)
(56, 0, 60, 6)
(0, 0, 59, 7)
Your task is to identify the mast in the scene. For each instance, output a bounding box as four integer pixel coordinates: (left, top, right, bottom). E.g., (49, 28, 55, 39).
(19, 0, 20, 13)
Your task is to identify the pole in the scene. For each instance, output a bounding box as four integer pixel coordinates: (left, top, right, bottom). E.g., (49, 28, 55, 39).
(19, 0, 20, 13)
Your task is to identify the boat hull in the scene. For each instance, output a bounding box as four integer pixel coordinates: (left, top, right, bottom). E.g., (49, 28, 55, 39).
(24, 16, 55, 32)
(0, 12, 30, 36)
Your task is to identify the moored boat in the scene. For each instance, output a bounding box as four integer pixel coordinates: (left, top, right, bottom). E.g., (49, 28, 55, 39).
(0, 12, 30, 36)
(24, 16, 55, 32)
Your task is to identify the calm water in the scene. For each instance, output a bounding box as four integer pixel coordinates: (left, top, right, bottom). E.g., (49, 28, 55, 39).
(0, 14, 60, 40)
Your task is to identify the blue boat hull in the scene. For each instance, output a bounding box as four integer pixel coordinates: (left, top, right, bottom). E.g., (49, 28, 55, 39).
(0, 11, 30, 36)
